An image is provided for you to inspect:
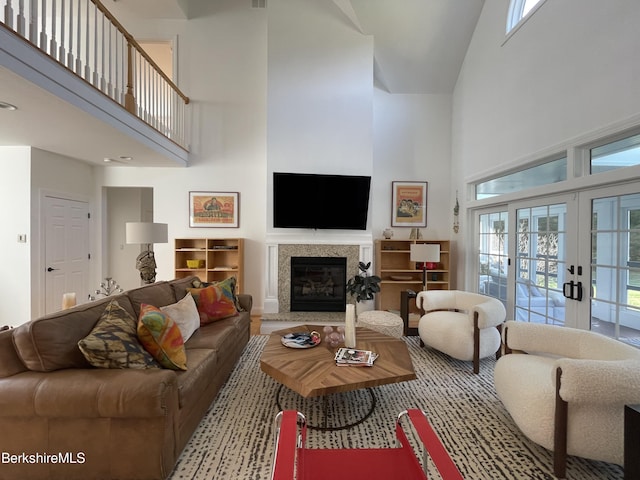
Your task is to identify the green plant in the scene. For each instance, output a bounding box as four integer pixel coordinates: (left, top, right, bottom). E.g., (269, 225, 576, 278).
(346, 261, 381, 303)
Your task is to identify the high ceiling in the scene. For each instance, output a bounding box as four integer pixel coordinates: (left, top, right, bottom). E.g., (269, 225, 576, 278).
(0, 0, 484, 167)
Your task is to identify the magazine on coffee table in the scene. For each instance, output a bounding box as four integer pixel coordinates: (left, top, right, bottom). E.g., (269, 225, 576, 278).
(334, 347, 379, 367)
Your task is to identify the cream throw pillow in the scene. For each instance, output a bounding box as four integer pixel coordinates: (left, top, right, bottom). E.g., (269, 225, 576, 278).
(160, 292, 200, 342)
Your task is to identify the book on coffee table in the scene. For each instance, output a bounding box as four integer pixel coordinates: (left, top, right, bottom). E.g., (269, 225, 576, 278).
(334, 347, 379, 367)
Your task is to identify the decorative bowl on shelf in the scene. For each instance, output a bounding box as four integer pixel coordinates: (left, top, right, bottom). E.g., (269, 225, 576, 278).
(186, 259, 204, 269)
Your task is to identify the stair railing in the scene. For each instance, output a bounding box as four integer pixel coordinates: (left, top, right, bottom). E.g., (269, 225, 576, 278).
(1, 0, 190, 151)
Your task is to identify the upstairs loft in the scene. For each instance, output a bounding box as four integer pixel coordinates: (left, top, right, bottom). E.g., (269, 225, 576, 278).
(0, 0, 190, 167)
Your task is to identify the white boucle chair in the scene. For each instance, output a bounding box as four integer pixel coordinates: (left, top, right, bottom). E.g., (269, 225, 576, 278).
(416, 290, 506, 374)
(495, 320, 640, 478)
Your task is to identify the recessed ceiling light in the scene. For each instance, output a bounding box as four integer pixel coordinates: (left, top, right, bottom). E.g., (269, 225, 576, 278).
(103, 157, 114, 163)
(0, 101, 17, 111)
(119, 156, 133, 161)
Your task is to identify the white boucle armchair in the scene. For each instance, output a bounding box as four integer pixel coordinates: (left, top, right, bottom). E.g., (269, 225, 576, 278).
(416, 290, 506, 374)
(495, 320, 640, 478)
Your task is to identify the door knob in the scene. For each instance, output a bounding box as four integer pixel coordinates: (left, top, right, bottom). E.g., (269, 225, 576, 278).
(47, 267, 59, 272)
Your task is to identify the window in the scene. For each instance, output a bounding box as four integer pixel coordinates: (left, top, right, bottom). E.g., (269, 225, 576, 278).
(506, 0, 545, 34)
(591, 133, 640, 174)
(475, 157, 567, 200)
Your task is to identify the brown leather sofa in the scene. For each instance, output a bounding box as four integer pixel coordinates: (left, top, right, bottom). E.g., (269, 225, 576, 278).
(0, 276, 252, 480)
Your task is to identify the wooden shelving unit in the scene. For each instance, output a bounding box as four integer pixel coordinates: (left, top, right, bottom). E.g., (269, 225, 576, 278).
(174, 238, 244, 293)
(374, 239, 451, 332)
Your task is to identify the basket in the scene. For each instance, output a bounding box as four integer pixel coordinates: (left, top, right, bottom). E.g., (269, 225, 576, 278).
(186, 259, 204, 269)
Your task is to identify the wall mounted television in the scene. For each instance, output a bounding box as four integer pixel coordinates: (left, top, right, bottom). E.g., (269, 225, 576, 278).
(273, 172, 371, 230)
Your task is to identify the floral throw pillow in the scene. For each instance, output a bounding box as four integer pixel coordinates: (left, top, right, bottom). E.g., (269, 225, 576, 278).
(137, 304, 187, 371)
(78, 300, 159, 369)
(188, 277, 238, 325)
(191, 276, 244, 312)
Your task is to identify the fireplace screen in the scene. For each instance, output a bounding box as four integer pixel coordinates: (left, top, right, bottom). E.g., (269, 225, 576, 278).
(290, 257, 347, 312)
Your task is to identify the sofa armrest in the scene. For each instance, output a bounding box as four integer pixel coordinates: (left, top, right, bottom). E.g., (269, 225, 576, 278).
(556, 358, 640, 404)
(238, 294, 252, 313)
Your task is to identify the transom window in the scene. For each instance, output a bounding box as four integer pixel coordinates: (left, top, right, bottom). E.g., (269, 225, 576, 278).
(591, 133, 640, 174)
(475, 157, 567, 200)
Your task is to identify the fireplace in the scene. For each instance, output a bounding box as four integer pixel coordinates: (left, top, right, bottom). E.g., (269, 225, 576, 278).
(290, 257, 347, 312)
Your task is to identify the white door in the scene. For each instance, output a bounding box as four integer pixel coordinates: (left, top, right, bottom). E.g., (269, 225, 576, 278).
(45, 196, 90, 313)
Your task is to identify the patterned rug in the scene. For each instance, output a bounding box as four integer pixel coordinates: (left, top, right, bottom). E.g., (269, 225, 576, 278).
(168, 336, 624, 480)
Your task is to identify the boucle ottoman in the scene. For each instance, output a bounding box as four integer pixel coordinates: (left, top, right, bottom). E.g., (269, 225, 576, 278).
(357, 310, 404, 338)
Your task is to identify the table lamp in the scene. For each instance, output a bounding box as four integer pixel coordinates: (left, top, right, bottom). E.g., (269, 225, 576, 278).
(125, 222, 168, 284)
(410, 243, 440, 290)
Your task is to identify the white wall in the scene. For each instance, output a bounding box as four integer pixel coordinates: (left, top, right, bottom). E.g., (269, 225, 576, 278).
(0, 147, 31, 325)
(372, 92, 452, 241)
(95, 0, 456, 312)
(452, 0, 640, 287)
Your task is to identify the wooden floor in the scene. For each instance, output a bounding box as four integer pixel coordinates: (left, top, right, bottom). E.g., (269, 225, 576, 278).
(250, 315, 262, 336)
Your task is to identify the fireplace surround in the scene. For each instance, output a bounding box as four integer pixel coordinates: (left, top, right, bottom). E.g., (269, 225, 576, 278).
(272, 243, 362, 313)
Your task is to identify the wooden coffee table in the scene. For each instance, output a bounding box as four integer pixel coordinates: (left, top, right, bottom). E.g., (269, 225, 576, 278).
(260, 324, 416, 430)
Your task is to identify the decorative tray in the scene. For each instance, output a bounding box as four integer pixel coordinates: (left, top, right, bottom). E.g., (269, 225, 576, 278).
(281, 331, 321, 349)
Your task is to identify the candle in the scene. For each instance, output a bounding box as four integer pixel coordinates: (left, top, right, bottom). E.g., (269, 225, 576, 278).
(344, 304, 356, 348)
(61, 292, 77, 310)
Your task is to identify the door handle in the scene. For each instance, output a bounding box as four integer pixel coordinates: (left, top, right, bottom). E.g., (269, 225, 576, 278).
(47, 267, 59, 272)
(562, 280, 584, 301)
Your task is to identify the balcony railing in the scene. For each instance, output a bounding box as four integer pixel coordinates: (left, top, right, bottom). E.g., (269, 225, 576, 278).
(1, 0, 190, 151)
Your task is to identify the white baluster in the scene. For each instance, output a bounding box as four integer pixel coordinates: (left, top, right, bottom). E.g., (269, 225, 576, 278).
(39, 0, 46, 51)
(49, 0, 57, 59)
(4, 0, 14, 30)
(29, 0, 37, 43)
(17, 0, 26, 36)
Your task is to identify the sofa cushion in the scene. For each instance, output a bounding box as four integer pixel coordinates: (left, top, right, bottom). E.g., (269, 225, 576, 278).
(170, 275, 200, 302)
(12, 295, 135, 372)
(138, 304, 187, 371)
(78, 300, 159, 369)
(126, 281, 176, 318)
(188, 278, 238, 325)
(160, 293, 200, 342)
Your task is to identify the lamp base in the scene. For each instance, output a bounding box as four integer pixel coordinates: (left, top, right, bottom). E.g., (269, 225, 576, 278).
(136, 250, 157, 284)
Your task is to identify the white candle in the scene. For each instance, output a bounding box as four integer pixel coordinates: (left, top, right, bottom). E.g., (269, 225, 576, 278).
(344, 304, 356, 348)
(61, 292, 77, 310)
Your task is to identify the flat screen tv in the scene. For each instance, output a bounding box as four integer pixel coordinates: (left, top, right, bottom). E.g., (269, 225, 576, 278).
(273, 172, 371, 230)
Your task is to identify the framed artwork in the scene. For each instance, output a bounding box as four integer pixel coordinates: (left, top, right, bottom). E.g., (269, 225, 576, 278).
(391, 181, 428, 227)
(189, 191, 239, 228)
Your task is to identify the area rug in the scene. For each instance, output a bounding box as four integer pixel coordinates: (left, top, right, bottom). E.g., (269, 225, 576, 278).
(168, 336, 624, 480)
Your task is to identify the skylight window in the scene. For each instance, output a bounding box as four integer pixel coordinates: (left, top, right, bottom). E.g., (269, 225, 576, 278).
(506, 0, 545, 34)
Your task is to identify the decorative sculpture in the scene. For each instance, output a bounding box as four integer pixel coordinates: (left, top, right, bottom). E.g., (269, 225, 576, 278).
(136, 251, 158, 284)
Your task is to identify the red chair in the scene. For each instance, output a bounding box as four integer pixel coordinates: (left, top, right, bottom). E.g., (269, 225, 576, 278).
(270, 409, 464, 480)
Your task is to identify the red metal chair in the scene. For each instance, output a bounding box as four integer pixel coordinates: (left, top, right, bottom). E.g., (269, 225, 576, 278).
(270, 409, 464, 480)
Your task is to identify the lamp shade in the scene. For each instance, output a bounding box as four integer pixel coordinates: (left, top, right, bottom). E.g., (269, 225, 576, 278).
(125, 222, 168, 245)
(410, 243, 440, 263)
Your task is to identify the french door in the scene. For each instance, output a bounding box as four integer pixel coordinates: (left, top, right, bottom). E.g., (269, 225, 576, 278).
(476, 185, 640, 345)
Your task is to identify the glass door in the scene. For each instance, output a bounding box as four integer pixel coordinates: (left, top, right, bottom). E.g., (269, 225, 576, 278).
(475, 195, 579, 327)
(579, 186, 640, 345)
(514, 203, 571, 325)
